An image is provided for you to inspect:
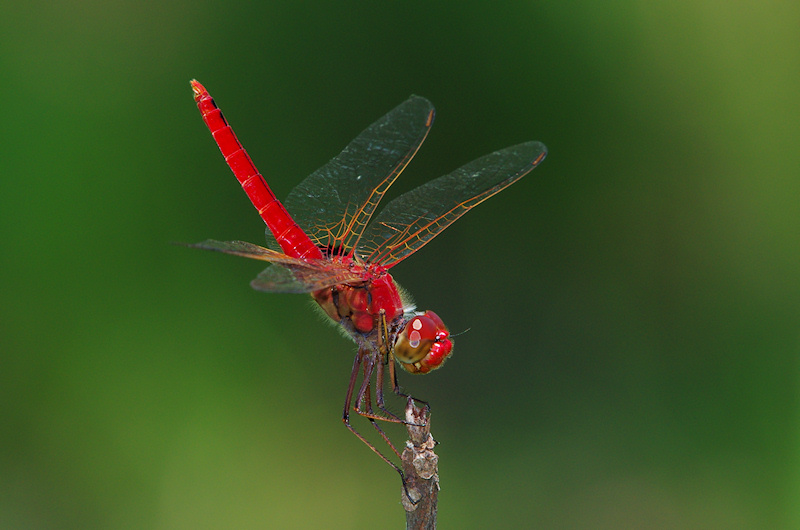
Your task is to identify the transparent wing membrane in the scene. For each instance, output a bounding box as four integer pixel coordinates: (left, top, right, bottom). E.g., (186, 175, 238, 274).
(190, 239, 361, 293)
(250, 263, 362, 294)
(284, 96, 435, 256)
(190, 239, 299, 263)
(358, 141, 547, 267)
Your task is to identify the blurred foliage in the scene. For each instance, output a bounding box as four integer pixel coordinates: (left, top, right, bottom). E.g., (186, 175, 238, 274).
(1, 0, 799, 528)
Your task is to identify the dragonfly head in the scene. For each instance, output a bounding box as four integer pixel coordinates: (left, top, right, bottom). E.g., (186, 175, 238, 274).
(394, 310, 452, 374)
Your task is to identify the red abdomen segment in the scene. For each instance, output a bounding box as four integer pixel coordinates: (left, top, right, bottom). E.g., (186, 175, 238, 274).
(191, 80, 322, 261)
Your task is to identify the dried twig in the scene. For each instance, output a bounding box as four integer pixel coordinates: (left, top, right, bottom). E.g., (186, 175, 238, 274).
(401, 398, 439, 529)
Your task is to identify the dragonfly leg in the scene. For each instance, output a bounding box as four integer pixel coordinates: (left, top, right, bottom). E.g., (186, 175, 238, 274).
(374, 309, 429, 421)
(342, 348, 405, 471)
(342, 349, 420, 504)
(353, 352, 404, 425)
(385, 331, 430, 420)
(371, 353, 404, 423)
(357, 378, 402, 460)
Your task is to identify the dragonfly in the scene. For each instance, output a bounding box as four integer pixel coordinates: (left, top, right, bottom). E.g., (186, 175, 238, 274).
(189, 80, 546, 480)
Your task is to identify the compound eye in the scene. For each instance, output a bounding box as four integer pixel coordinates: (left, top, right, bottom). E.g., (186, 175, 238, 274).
(406, 314, 437, 349)
(394, 310, 453, 374)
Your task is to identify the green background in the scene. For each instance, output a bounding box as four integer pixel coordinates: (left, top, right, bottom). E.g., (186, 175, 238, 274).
(2, 1, 798, 528)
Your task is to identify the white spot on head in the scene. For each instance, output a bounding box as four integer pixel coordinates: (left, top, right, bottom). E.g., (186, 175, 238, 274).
(412, 319, 423, 330)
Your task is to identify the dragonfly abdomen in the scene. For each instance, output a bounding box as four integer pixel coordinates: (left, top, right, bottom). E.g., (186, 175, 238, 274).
(191, 80, 323, 262)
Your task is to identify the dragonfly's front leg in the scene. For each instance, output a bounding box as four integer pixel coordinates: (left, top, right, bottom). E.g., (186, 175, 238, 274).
(375, 310, 430, 417)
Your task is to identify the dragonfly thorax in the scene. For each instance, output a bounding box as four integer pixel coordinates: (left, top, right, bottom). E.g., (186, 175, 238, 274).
(310, 272, 452, 374)
(311, 272, 405, 334)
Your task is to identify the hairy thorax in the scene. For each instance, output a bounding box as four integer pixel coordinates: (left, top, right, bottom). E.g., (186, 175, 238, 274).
(311, 258, 405, 335)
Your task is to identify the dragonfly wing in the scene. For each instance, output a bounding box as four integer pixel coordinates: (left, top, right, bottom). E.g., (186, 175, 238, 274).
(284, 96, 435, 255)
(358, 141, 547, 267)
(250, 262, 363, 294)
(189, 239, 361, 293)
(189, 239, 300, 264)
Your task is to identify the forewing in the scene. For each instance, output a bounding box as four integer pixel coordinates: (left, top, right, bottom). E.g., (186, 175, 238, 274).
(284, 96, 435, 255)
(189, 239, 361, 293)
(190, 239, 301, 264)
(359, 141, 547, 267)
(249, 262, 362, 294)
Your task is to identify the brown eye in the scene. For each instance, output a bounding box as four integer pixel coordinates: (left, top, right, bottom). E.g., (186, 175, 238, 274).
(394, 310, 453, 374)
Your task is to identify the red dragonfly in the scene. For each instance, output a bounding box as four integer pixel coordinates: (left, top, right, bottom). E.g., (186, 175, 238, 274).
(190, 80, 546, 476)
